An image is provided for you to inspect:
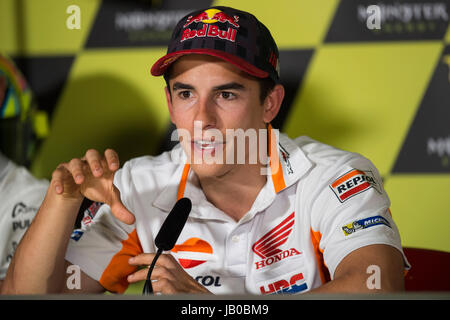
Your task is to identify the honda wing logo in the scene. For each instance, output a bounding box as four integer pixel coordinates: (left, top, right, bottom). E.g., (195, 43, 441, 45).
(252, 212, 301, 269)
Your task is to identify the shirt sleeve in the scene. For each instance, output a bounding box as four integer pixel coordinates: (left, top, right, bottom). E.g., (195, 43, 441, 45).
(0, 163, 48, 279)
(65, 162, 143, 293)
(309, 153, 410, 279)
(65, 203, 143, 293)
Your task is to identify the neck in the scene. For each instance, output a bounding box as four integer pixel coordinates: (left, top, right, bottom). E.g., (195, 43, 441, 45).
(197, 163, 267, 222)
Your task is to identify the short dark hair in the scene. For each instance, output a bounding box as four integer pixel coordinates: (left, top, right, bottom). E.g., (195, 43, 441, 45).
(163, 65, 276, 105)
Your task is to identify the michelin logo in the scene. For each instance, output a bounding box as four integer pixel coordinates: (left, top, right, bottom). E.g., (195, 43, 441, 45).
(342, 215, 391, 236)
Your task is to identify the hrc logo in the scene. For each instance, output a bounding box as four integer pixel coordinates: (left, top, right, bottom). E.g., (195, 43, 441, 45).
(260, 272, 308, 295)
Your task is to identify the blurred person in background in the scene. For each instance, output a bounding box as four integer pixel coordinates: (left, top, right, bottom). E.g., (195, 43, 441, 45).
(0, 54, 49, 291)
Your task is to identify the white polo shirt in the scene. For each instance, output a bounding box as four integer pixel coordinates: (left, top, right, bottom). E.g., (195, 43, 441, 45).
(65, 132, 409, 294)
(0, 153, 49, 279)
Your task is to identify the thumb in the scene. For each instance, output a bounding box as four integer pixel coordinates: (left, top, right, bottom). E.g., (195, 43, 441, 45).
(110, 188, 136, 225)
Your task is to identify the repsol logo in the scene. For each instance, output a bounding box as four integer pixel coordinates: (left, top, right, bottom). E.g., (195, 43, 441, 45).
(195, 275, 222, 287)
(330, 169, 381, 203)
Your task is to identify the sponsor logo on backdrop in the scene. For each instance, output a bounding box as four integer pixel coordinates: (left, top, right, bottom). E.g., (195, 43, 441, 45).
(171, 237, 215, 269)
(115, 10, 189, 42)
(326, 0, 449, 42)
(427, 136, 450, 168)
(86, 2, 191, 47)
(252, 212, 301, 270)
(358, 1, 448, 34)
(330, 169, 381, 203)
(116, 10, 188, 31)
(342, 215, 391, 236)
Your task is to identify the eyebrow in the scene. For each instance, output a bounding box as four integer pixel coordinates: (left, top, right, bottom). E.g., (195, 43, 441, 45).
(172, 82, 194, 91)
(212, 82, 245, 91)
(171, 81, 246, 92)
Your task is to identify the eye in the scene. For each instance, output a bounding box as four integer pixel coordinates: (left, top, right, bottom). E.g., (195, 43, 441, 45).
(178, 90, 193, 99)
(219, 91, 236, 100)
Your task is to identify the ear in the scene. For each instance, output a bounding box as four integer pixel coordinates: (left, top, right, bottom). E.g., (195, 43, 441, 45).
(263, 84, 285, 124)
(165, 86, 175, 124)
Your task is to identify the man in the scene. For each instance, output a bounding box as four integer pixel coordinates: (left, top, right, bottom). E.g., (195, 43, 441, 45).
(2, 6, 409, 295)
(0, 55, 49, 291)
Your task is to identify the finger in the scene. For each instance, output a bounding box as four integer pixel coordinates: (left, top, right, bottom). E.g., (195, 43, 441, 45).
(127, 267, 150, 283)
(51, 164, 68, 194)
(127, 264, 174, 283)
(110, 188, 135, 225)
(104, 148, 120, 171)
(68, 158, 87, 184)
(153, 253, 180, 269)
(149, 265, 176, 281)
(85, 149, 104, 177)
(128, 253, 156, 266)
(129, 253, 178, 268)
(151, 278, 176, 294)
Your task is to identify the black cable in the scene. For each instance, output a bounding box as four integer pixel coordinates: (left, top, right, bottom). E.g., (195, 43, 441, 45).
(142, 248, 163, 295)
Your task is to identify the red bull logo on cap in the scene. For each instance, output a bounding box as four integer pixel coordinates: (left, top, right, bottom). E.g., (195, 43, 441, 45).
(183, 8, 240, 28)
(181, 9, 239, 43)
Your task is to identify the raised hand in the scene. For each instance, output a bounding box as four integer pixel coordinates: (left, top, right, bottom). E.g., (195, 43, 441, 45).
(51, 149, 135, 225)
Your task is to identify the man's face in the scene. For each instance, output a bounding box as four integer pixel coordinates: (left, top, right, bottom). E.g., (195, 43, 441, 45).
(165, 55, 272, 179)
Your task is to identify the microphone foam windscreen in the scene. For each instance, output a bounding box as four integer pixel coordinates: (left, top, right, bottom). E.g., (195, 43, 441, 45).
(154, 197, 192, 251)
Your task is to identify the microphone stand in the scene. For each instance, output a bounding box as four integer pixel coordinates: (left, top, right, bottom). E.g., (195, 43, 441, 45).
(143, 248, 163, 295)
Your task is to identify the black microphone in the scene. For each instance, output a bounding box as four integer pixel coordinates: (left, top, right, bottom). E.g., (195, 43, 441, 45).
(155, 197, 192, 250)
(143, 197, 192, 295)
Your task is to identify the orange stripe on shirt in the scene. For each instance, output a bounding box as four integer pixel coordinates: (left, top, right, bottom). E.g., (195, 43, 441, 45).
(99, 228, 143, 293)
(268, 124, 286, 193)
(177, 163, 191, 200)
(310, 228, 331, 284)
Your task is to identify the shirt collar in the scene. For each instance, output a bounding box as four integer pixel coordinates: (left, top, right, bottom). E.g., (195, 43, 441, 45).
(153, 128, 313, 221)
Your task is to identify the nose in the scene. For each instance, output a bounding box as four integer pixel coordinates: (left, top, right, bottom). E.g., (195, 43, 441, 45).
(194, 96, 217, 130)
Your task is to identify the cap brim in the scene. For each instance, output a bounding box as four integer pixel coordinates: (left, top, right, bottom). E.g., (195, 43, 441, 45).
(150, 48, 268, 79)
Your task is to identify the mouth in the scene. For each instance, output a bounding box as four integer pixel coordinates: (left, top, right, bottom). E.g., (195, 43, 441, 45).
(191, 139, 225, 156)
(194, 140, 221, 149)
